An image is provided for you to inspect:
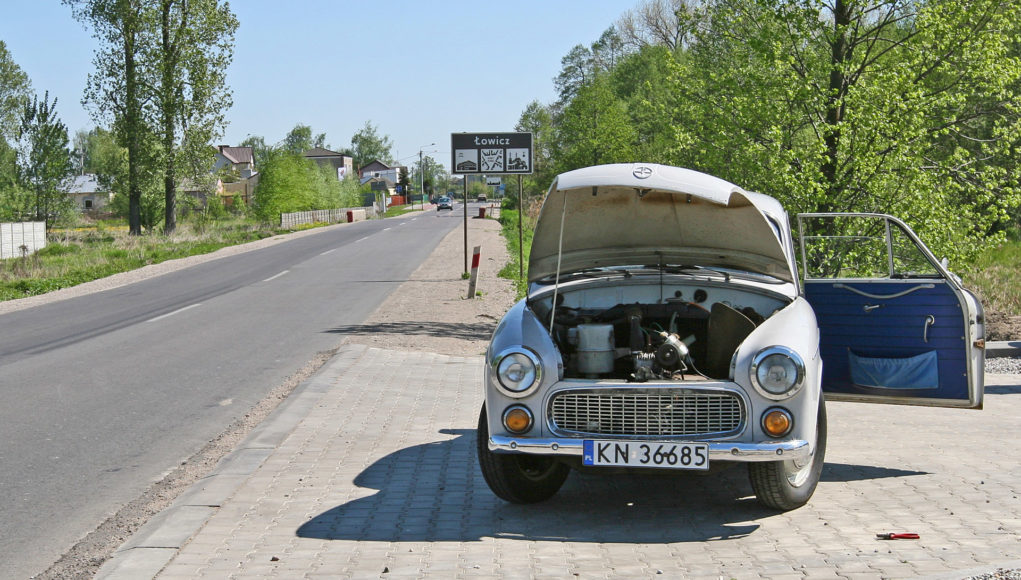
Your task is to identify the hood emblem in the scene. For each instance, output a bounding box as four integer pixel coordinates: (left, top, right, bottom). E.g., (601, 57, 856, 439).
(633, 165, 653, 179)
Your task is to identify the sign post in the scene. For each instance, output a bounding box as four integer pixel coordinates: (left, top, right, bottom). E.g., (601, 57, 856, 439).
(451, 132, 533, 276)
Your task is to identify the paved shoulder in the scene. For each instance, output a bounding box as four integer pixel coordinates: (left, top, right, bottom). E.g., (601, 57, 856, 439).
(100, 345, 1021, 579)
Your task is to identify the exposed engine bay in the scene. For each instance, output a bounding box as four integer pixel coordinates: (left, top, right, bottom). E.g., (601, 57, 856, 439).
(532, 282, 789, 382)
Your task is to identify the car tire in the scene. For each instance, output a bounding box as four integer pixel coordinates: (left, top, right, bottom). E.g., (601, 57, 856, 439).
(748, 398, 827, 511)
(476, 404, 569, 503)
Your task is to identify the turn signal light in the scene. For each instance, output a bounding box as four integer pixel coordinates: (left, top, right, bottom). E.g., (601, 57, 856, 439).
(503, 406, 533, 434)
(762, 408, 793, 437)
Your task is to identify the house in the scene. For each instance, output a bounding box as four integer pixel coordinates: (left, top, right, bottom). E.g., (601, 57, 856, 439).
(66, 174, 111, 211)
(213, 145, 255, 178)
(178, 176, 224, 205)
(358, 160, 406, 184)
(302, 147, 354, 180)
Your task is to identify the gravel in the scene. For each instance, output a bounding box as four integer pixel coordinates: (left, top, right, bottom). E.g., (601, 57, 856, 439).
(985, 356, 1021, 374)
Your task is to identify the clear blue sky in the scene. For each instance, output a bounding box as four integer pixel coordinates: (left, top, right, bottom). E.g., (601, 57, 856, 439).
(1, 1, 634, 169)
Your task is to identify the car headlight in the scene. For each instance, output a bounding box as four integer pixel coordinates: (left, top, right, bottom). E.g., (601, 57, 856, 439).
(494, 348, 542, 398)
(750, 346, 805, 400)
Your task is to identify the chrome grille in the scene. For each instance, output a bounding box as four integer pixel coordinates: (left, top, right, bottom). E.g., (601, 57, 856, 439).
(549, 389, 745, 438)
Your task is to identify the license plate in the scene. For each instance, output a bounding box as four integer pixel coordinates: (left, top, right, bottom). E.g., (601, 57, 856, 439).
(583, 440, 709, 470)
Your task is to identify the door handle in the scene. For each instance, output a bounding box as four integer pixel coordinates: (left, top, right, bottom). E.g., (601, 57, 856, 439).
(923, 315, 935, 343)
(864, 304, 881, 312)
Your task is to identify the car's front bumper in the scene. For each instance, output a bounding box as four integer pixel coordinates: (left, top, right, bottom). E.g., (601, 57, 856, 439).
(489, 435, 810, 463)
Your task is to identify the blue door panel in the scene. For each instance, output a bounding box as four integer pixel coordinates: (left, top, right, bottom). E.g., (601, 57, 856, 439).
(805, 280, 969, 401)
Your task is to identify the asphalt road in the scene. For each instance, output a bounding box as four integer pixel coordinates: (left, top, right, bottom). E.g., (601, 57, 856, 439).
(0, 205, 468, 579)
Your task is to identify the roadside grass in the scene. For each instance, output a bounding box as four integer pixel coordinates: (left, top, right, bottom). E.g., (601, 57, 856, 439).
(497, 209, 534, 299)
(0, 218, 283, 302)
(962, 238, 1021, 316)
(381, 204, 420, 218)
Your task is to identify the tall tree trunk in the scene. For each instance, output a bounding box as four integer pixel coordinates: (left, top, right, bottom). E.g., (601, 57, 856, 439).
(161, 0, 178, 234)
(821, 0, 851, 213)
(124, 11, 142, 236)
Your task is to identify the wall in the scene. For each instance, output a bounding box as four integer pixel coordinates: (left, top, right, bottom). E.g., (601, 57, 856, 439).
(1, 222, 46, 259)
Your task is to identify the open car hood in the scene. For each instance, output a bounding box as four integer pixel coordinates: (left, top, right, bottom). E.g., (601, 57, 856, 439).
(528, 163, 795, 284)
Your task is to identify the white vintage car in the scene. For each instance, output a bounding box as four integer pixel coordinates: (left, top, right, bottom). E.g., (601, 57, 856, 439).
(477, 163, 985, 510)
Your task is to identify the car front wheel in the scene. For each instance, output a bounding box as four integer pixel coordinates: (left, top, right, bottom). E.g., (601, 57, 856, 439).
(748, 398, 827, 511)
(476, 404, 569, 503)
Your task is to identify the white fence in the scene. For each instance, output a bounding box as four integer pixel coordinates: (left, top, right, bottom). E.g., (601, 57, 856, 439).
(279, 207, 373, 229)
(1, 222, 46, 259)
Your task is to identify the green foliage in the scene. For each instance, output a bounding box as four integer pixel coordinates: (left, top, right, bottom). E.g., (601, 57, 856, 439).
(0, 40, 32, 142)
(350, 121, 394, 169)
(283, 123, 328, 153)
(66, 0, 238, 235)
(252, 150, 361, 222)
(17, 91, 75, 226)
(497, 209, 534, 299)
(533, 0, 1021, 266)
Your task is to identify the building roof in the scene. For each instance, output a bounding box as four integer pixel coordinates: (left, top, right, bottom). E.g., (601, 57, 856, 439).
(66, 174, 102, 194)
(359, 175, 396, 187)
(359, 159, 393, 172)
(303, 147, 349, 159)
(217, 145, 254, 165)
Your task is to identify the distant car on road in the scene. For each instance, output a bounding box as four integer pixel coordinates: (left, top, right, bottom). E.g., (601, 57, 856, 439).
(436, 196, 453, 210)
(477, 193, 488, 203)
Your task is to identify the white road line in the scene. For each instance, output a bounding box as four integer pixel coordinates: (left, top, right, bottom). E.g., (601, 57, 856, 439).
(263, 270, 289, 282)
(320, 248, 336, 255)
(355, 236, 369, 243)
(382, 227, 391, 231)
(148, 303, 202, 323)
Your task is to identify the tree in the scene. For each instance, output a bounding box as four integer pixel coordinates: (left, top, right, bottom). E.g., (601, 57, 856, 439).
(67, 0, 237, 235)
(17, 92, 74, 226)
(67, 0, 151, 235)
(555, 75, 636, 172)
(239, 134, 272, 167)
(350, 121, 393, 170)
(150, 0, 238, 234)
(664, 0, 1021, 262)
(0, 40, 33, 212)
(0, 40, 33, 143)
(616, 0, 698, 52)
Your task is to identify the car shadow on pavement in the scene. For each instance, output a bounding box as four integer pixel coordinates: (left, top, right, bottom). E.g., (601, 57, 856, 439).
(986, 384, 1021, 395)
(326, 321, 497, 342)
(820, 463, 927, 482)
(297, 429, 780, 544)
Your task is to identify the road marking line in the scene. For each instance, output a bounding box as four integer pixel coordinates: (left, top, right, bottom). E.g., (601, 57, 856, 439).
(382, 227, 391, 231)
(148, 303, 202, 323)
(263, 270, 289, 282)
(320, 249, 336, 255)
(355, 236, 369, 243)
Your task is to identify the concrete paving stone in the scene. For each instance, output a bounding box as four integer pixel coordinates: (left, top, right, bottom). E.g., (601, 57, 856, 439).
(98, 347, 1020, 580)
(795, 568, 843, 579)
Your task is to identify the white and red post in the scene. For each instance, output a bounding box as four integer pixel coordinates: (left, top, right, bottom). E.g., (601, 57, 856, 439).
(467, 245, 481, 298)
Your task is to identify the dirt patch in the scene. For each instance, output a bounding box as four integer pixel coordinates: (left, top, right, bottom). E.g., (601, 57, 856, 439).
(985, 311, 1021, 341)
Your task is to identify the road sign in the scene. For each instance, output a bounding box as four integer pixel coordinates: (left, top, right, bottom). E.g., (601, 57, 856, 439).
(451, 132, 532, 175)
(486, 177, 501, 186)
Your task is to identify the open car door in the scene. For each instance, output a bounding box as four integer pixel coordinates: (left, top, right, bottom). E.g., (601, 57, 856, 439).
(797, 214, 984, 408)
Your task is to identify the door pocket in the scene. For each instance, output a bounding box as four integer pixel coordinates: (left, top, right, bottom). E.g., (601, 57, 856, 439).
(848, 349, 939, 390)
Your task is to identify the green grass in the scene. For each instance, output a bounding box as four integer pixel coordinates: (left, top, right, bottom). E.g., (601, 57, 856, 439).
(961, 239, 1021, 316)
(0, 217, 287, 302)
(381, 204, 420, 218)
(497, 209, 534, 299)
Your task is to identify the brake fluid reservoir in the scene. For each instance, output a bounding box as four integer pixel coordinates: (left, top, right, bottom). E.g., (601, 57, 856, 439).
(576, 324, 615, 375)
